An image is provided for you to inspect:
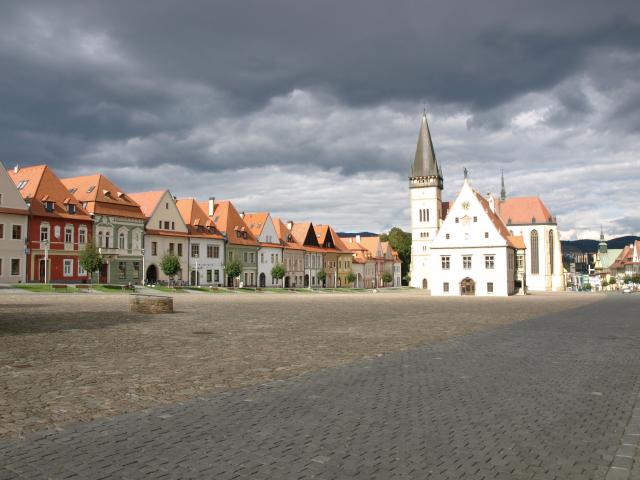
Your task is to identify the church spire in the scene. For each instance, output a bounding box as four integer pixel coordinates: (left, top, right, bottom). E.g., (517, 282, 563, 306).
(598, 225, 608, 254)
(500, 168, 506, 201)
(410, 112, 442, 188)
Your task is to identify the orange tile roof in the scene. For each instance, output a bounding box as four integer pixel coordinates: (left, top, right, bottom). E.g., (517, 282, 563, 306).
(358, 236, 384, 259)
(474, 192, 522, 249)
(242, 212, 270, 238)
(8, 165, 91, 220)
(273, 217, 305, 251)
(62, 174, 146, 219)
(507, 235, 526, 249)
(497, 197, 554, 225)
(197, 199, 259, 246)
(127, 190, 167, 218)
(176, 198, 224, 239)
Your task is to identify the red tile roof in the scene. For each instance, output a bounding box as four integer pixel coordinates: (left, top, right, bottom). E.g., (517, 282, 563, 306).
(497, 197, 554, 225)
(8, 165, 91, 220)
(176, 198, 224, 239)
(197, 200, 259, 246)
(127, 191, 167, 218)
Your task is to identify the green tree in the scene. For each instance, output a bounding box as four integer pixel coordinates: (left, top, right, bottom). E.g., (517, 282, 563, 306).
(159, 253, 181, 286)
(317, 269, 327, 286)
(78, 243, 103, 287)
(271, 263, 286, 287)
(632, 274, 640, 284)
(382, 271, 393, 286)
(225, 259, 242, 286)
(382, 227, 412, 285)
(346, 271, 357, 286)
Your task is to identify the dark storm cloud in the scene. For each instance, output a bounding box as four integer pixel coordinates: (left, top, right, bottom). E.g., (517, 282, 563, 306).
(0, 0, 639, 236)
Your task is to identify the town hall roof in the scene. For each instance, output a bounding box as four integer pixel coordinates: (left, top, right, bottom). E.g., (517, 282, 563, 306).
(496, 197, 554, 226)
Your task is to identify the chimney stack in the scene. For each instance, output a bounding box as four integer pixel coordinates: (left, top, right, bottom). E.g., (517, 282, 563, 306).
(287, 220, 294, 230)
(208, 197, 215, 216)
(13, 165, 19, 173)
(356, 234, 361, 243)
(240, 211, 245, 219)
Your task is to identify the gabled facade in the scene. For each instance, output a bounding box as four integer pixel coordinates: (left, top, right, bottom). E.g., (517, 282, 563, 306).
(290, 221, 324, 288)
(610, 241, 640, 279)
(316, 224, 353, 287)
(129, 190, 189, 284)
(177, 198, 225, 287)
(0, 162, 29, 283)
(359, 236, 385, 288)
(9, 165, 92, 283)
(428, 178, 522, 296)
(243, 212, 284, 287)
(342, 236, 377, 288)
(274, 217, 305, 288)
(62, 174, 145, 284)
(199, 200, 259, 287)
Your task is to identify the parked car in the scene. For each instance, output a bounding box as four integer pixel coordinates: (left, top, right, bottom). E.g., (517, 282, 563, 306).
(622, 286, 632, 294)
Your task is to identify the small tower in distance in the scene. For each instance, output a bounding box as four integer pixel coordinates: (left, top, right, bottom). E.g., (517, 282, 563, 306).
(598, 225, 608, 254)
(409, 111, 443, 289)
(500, 169, 506, 202)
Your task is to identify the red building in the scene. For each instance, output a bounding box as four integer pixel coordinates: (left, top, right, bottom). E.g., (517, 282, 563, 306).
(9, 165, 93, 283)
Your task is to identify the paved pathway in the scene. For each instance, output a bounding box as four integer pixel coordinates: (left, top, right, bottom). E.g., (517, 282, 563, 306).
(1, 295, 639, 479)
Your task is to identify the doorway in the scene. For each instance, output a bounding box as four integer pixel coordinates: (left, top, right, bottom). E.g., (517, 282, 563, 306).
(460, 277, 475, 296)
(422, 278, 428, 289)
(259, 272, 266, 287)
(146, 265, 158, 285)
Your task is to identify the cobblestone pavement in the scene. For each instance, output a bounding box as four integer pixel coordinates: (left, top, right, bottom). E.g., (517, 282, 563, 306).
(0, 291, 598, 437)
(1, 295, 639, 479)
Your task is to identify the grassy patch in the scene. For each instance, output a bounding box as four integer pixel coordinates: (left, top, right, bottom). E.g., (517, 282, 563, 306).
(150, 285, 187, 293)
(14, 284, 77, 293)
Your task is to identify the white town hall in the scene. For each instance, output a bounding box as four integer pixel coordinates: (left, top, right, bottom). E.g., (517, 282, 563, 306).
(409, 113, 564, 296)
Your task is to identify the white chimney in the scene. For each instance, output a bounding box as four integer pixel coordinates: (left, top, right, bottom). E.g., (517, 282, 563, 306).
(208, 196, 215, 216)
(356, 234, 361, 243)
(240, 211, 245, 219)
(287, 220, 294, 230)
(13, 165, 19, 173)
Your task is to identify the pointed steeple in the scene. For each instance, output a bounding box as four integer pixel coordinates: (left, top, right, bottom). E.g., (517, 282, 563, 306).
(500, 169, 506, 201)
(410, 112, 443, 188)
(598, 225, 608, 254)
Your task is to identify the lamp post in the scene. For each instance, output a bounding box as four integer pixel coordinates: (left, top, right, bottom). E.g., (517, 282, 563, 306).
(194, 254, 199, 287)
(141, 248, 145, 286)
(43, 240, 49, 284)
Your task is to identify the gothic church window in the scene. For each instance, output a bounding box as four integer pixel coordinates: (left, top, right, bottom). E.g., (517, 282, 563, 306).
(531, 230, 539, 274)
(549, 230, 554, 274)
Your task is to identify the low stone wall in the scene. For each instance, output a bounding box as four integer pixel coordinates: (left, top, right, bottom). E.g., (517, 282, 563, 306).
(129, 294, 173, 314)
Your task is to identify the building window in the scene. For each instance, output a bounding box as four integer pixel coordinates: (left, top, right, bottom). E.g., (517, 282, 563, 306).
(463, 255, 472, 269)
(455, 217, 459, 223)
(40, 224, 49, 242)
(171, 221, 175, 230)
(151, 242, 158, 256)
(12, 225, 22, 240)
(531, 230, 539, 274)
(164, 221, 170, 230)
(0, 224, 3, 239)
(78, 263, 87, 276)
(484, 232, 489, 238)
(63, 259, 73, 277)
(78, 227, 87, 244)
(214, 270, 220, 282)
(11, 259, 20, 276)
(207, 245, 213, 258)
(0, 258, 2, 275)
(165, 202, 169, 209)
(192, 244, 200, 257)
(487, 282, 494, 293)
(119, 233, 126, 250)
(118, 261, 126, 279)
(549, 230, 554, 275)
(206, 269, 212, 283)
(441, 256, 450, 269)
(473, 216, 477, 223)
(16, 180, 29, 190)
(443, 282, 449, 293)
(68, 204, 76, 214)
(445, 233, 450, 239)
(159, 220, 162, 228)
(517, 254, 524, 270)
(485, 255, 495, 269)
(65, 226, 73, 244)
(169, 243, 175, 254)
(104, 231, 111, 248)
(132, 262, 140, 279)
(177, 244, 182, 256)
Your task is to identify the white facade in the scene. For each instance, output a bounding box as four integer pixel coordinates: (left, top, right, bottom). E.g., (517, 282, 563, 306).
(252, 214, 284, 287)
(428, 179, 516, 296)
(0, 162, 29, 283)
(506, 223, 563, 292)
(188, 237, 225, 286)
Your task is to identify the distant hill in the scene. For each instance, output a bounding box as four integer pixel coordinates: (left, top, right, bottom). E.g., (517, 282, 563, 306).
(561, 235, 639, 254)
(337, 231, 379, 238)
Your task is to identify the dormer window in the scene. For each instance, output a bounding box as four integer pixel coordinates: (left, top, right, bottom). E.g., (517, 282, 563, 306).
(68, 204, 76, 214)
(16, 180, 28, 190)
(68, 188, 77, 194)
(103, 189, 111, 197)
(87, 186, 95, 193)
(236, 231, 241, 238)
(45, 201, 55, 212)
(242, 232, 248, 239)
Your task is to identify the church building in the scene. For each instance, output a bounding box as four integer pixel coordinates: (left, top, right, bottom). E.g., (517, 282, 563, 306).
(409, 113, 564, 295)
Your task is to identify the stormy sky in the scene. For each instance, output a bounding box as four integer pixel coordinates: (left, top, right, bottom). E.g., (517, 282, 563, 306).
(1, 0, 639, 239)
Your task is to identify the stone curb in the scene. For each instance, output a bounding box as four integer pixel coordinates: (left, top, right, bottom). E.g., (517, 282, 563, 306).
(606, 391, 640, 480)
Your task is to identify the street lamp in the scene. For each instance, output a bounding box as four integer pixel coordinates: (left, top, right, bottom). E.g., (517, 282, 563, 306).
(141, 248, 145, 286)
(194, 254, 199, 287)
(43, 240, 49, 284)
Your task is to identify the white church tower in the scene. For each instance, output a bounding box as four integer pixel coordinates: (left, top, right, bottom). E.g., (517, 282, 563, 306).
(409, 113, 443, 289)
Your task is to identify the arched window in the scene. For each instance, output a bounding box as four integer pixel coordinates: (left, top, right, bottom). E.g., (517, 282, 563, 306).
(98, 231, 104, 248)
(419, 209, 423, 222)
(119, 232, 126, 250)
(105, 231, 111, 248)
(549, 230, 554, 274)
(426, 209, 430, 222)
(531, 230, 539, 274)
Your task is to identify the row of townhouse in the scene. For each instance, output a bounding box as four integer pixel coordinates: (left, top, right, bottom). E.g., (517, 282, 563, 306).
(0, 162, 402, 287)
